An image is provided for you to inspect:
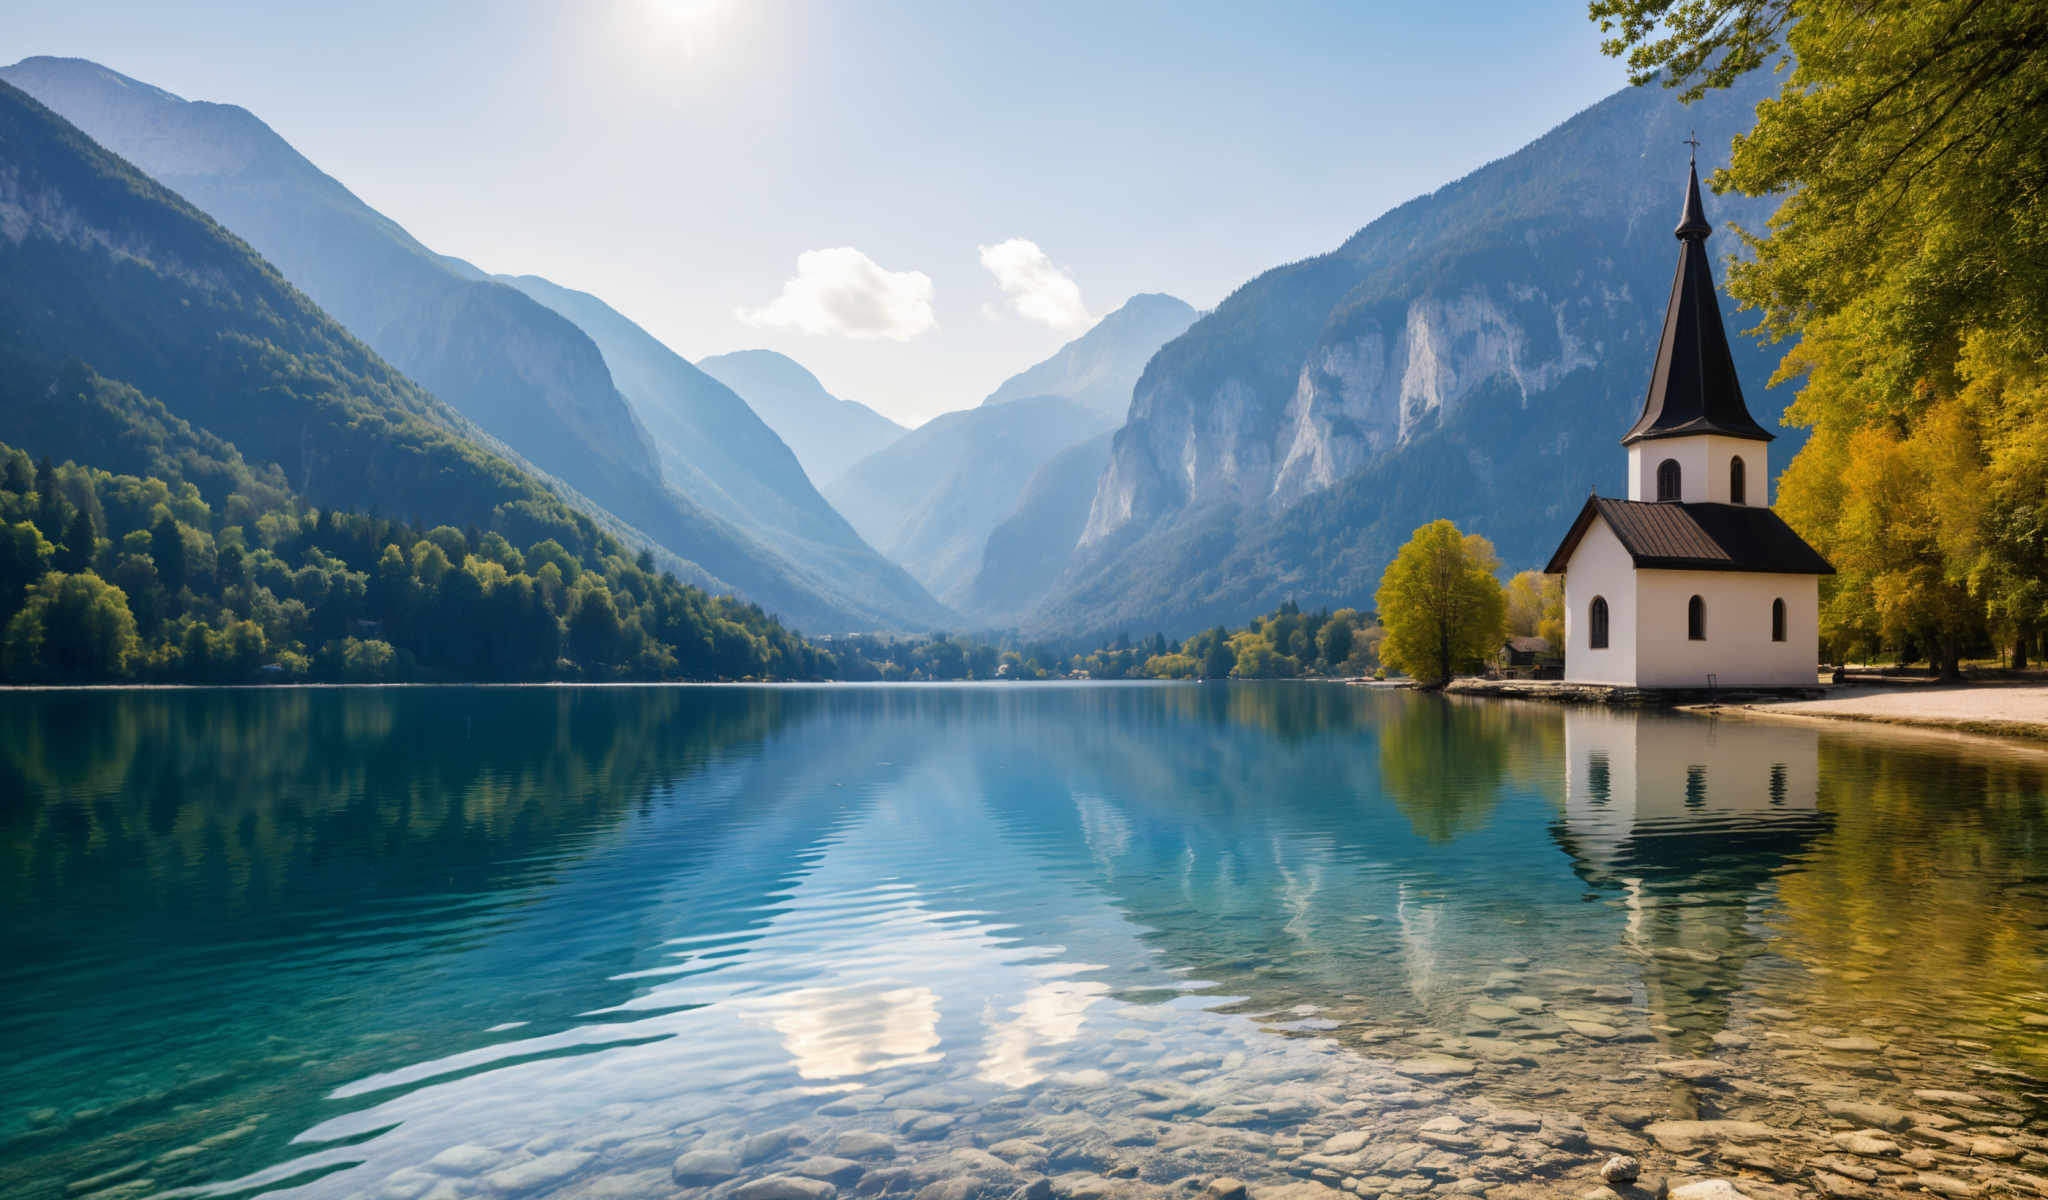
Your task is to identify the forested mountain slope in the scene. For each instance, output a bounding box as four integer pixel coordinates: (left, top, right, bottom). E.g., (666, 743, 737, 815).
(4, 55, 932, 632)
(501, 276, 949, 629)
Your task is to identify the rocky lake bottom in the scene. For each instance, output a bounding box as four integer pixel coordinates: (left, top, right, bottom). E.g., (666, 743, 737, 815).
(2, 685, 2043, 1200)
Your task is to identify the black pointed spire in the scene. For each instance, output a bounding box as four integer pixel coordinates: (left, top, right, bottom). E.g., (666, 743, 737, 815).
(1621, 156, 1772, 446)
(1675, 155, 1712, 239)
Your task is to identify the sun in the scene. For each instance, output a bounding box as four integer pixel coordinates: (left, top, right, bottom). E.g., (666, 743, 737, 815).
(638, 0, 735, 58)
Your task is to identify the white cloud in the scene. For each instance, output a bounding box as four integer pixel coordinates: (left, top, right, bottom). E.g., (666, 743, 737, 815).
(737, 247, 935, 340)
(978, 238, 1092, 332)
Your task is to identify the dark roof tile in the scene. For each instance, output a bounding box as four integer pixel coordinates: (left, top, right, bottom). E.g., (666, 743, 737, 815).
(1545, 496, 1833, 575)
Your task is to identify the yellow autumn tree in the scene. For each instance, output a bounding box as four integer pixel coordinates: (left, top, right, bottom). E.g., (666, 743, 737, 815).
(1375, 521, 1507, 686)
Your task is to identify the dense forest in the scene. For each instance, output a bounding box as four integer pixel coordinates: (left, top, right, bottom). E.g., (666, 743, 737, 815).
(0, 436, 828, 683)
(0, 429, 1400, 686)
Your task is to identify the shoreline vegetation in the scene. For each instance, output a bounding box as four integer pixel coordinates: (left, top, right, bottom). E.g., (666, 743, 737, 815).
(0, 430, 1392, 686)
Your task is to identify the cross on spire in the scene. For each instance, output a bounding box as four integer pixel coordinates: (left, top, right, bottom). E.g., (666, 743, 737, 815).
(1683, 130, 1701, 164)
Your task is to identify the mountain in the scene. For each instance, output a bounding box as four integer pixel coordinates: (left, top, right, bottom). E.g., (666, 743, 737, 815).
(694, 350, 904, 488)
(980, 293, 1198, 421)
(960, 432, 1116, 624)
(1029, 69, 1795, 639)
(828, 395, 1109, 612)
(3, 56, 932, 632)
(823, 294, 1197, 611)
(0, 77, 694, 584)
(498, 276, 949, 629)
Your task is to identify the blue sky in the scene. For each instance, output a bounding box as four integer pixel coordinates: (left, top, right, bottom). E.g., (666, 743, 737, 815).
(10, 0, 1630, 424)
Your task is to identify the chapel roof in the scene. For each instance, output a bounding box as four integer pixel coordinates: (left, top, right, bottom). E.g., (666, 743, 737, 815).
(1621, 160, 1774, 446)
(1543, 496, 1835, 575)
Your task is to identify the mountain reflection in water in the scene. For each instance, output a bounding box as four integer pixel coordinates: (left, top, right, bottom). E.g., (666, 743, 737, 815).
(0, 684, 2043, 1199)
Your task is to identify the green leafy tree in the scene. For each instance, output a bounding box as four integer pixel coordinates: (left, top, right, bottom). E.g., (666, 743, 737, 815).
(1374, 520, 1507, 686)
(1193, 626, 1235, 679)
(567, 584, 625, 671)
(340, 636, 400, 681)
(1591, 0, 2048, 668)
(55, 508, 97, 575)
(1316, 612, 1356, 671)
(0, 521, 52, 611)
(3, 571, 140, 680)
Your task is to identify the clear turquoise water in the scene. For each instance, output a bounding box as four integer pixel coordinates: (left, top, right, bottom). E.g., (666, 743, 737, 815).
(2, 683, 2045, 1199)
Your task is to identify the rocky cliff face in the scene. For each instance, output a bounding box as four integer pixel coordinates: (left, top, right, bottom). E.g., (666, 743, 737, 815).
(1040, 69, 1793, 639)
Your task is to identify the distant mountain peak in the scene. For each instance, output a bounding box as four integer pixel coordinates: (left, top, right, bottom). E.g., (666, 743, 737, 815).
(696, 349, 904, 490)
(980, 292, 1195, 421)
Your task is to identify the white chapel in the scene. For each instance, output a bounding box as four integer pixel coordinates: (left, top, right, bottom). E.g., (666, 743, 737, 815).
(1543, 158, 1832, 689)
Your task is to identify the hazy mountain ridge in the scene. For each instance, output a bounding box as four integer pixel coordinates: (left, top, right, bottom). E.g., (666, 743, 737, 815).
(821, 294, 1196, 611)
(501, 276, 950, 629)
(981, 293, 1198, 420)
(1033, 70, 1794, 639)
(0, 77, 728, 592)
(3, 55, 940, 632)
(695, 350, 906, 489)
(962, 431, 1116, 624)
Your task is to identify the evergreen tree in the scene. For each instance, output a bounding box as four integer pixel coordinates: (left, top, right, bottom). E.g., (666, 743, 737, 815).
(55, 508, 97, 575)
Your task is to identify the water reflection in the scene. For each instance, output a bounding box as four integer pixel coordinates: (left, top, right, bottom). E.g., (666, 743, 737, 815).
(0, 685, 2043, 1200)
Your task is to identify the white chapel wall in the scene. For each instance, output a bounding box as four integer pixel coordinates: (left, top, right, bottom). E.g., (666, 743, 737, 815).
(1561, 518, 1637, 685)
(1631, 569, 1820, 688)
(1627, 436, 1770, 505)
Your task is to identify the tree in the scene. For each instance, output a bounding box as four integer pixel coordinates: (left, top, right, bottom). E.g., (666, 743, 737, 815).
(0, 521, 52, 611)
(56, 508, 97, 575)
(1505, 570, 1565, 648)
(1316, 613, 1355, 671)
(567, 584, 625, 671)
(149, 514, 187, 595)
(3, 571, 141, 681)
(1591, 0, 2048, 669)
(1197, 626, 1236, 679)
(1374, 520, 1507, 686)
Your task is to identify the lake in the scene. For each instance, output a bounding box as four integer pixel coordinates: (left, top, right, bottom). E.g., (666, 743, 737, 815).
(3, 683, 2045, 1200)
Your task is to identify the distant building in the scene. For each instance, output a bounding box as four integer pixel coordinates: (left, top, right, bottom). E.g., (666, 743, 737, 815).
(1544, 158, 1832, 689)
(1499, 636, 1553, 678)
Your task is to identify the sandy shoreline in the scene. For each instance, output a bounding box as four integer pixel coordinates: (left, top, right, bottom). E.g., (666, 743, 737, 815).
(1708, 682, 2048, 744)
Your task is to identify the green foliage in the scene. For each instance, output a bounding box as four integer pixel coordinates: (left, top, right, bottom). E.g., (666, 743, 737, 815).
(4, 570, 141, 681)
(0, 438, 829, 684)
(1598, 0, 2048, 670)
(1375, 521, 1508, 686)
(1505, 571, 1565, 651)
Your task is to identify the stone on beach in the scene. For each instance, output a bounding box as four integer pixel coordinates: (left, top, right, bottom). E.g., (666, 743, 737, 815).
(1598, 1155, 1641, 1185)
(1652, 1060, 1730, 1084)
(1668, 1182, 1751, 1200)
(834, 1131, 898, 1159)
(673, 1147, 743, 1184)
(1828, 1130, 1901, 1157)
(1643, 1120, 1782, 1153)
(733, 1175, 838, 1200)
(1394, 1055, 1476, 1078)
(1822, 1100, 1911, 1131)
(480, 1150, 594, 1193)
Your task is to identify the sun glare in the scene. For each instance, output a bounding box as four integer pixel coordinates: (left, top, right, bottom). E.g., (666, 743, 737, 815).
(638, 0, 734, 58)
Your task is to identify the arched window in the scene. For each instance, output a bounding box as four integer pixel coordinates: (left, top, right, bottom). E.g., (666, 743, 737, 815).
(1657, 458, 1682, 501)
(1587, 752, 1611, 805)
(1771, 597, 1786, 642)
(1687, 594, 1706, 641)
(1588, 596, 1609, 649)
(1730, 456, 1747, 505)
